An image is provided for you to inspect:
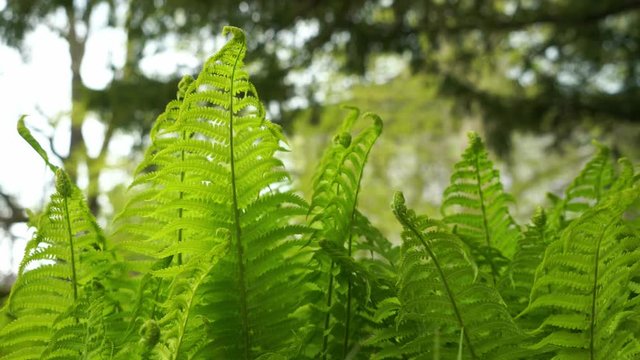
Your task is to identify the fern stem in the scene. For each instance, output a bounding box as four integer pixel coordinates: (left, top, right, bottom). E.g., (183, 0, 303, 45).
(150, 278, 164, 321)
(594, 158, 604, 203)
(343, 234, 353, 358)
(341, 119, 377, 356)
(177, 132, 186, 266)
(404, 220, 477, 359)
(63, 196, 79, 302)
(322, 261, 335, 360)
(473, 153, 498, 285)
(228, 41, 251, 360)
(589, 218, 615, 360)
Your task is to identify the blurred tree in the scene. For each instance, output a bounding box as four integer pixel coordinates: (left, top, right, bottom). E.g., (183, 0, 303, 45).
(112, 0, 639, 154)
(1, 0, 639, 232)
(284, 0, 640, 154)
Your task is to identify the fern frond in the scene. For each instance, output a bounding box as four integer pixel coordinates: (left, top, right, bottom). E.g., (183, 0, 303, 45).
(16, 115, 57, 173)
(391, 191, 524, 359)
(500, 208, 554, 317)
(41, 278, 127, 359)
(562, 142, 614, 220)
(352, 210, 399, 293)
(114, 26, 311, 359)
(0, 168, 111, 359)
(441, 132, 520, 284)
(114, 73, 199, 261)
(0, 121, 120, 358)
(545, 142, 618, 235)
(522, 186, 640, 359)
(151, 242, 228, 359)
(304, 107, 383, 358)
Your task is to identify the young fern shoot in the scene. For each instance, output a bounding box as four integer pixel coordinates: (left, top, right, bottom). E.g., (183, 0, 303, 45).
(306, 107, 383, 359)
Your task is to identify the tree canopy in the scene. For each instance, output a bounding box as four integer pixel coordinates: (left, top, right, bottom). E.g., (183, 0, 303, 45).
(3, 1, 639, 149)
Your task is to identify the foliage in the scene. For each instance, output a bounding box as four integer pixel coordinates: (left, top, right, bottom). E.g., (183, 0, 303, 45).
(2, 27, 640, 360)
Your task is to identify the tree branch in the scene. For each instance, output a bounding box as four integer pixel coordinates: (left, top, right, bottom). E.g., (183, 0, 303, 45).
(436, 0, 640, 33)
(33, 106, 68, 163)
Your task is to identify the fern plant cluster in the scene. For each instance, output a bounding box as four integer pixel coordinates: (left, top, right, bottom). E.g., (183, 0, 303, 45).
(1, 26, 639, 359)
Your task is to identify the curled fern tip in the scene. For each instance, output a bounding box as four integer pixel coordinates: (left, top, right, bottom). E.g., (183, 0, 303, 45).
(392, 191, 406, 210)
(55, 168, 72, 197)
(334, 132, 352, 148)
(222, 25, 246, 41)
(364, 112, 383, 133)
(177, 74, 194, 99)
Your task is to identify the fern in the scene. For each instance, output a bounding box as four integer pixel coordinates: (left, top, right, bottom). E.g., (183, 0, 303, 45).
(545, 142, 616, 232)
(113, 26, 311, 359)
(562, 142, 615, 220)
(114, 73, 197, 264)
(499, 208, 553, 317)
(389, 191, 525, 359)
(303, 107, 384, 358)
(522, 185, 640, 359)
(351, 210, 399, 295)
(441, 132, 520, 284)
(152, 242, 228, 359)
(110, 78, 203, 345)
(0, 120, 115, 359)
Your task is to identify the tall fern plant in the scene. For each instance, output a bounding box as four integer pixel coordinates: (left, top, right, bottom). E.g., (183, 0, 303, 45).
(113, 26, 311, 359)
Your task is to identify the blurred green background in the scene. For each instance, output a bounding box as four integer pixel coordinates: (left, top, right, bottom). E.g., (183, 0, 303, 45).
(1, 0, 639, 298)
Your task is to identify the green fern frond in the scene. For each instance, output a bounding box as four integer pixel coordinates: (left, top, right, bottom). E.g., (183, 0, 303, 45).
(0, 167, 111, 359)
(352, 210, 398, 292)
(114, 72, 203, 262)
(305, 107, 383, 358)
(17, 115, 57, 173)
(522, 186, 640, 359)
(151, 242, 228, 359)
(0, 121, 118, 358)
(114, 26, 311, 359)
(391, 191, 524, 359)
(545, 142, 616, 234)
(500, 208, 554, 317)
(441, 132, 520, 284)
(611, 157, 636, 192)
(41, 278, 127, 359)
(563, 142, 614, 219)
